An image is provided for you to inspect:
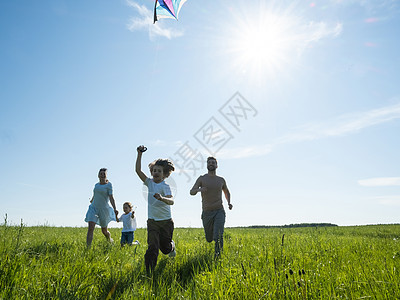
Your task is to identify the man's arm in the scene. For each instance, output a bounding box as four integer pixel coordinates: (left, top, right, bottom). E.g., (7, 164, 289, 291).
(222, 180, 233, 210)
(190, 176, 206, 195)
(135, 146, 147, 183)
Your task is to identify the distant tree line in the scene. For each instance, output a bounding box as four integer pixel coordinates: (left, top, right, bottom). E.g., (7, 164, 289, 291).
(245, 223, 338, 229)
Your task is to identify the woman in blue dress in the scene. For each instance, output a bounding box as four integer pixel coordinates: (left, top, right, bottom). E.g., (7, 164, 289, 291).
(85, 168, 119, 247)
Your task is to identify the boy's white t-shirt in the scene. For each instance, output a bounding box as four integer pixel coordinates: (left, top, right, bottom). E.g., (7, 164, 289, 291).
(120, 212, 137, 232)
(144, 178, 172, 221)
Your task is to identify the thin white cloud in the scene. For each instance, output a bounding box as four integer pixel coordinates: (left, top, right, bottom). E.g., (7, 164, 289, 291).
(146, 139, 185, 148)
(126, 0, 184, 40)
(373, 195, 400, 207)
(219, 100, 400, 159)
(218, 145, 273, 160)
(226, 4, 343, 60)
(358, 177, 400, 187)
(290, 20, 343, 57)
(149, 139, 169, 147)
(304, 21, 343, 43)
(294, 101, 400, 139)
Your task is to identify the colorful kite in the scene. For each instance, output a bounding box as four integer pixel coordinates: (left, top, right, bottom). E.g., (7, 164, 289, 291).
(154, 0, 187, 23)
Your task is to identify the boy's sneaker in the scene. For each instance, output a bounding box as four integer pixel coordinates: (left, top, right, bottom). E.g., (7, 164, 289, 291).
(169, 240, 176, 257)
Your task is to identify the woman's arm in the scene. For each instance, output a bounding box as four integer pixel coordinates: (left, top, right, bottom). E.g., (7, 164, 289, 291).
(109, 194, 119, 218)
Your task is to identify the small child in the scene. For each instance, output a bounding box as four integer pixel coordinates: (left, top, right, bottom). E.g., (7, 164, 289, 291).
(135, 145, 176, 274)
(117, 202, 138, 247)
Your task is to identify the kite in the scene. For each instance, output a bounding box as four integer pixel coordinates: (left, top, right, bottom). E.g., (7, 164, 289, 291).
(154, 0, 187, 23)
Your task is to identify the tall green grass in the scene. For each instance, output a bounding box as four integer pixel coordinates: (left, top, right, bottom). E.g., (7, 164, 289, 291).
(1, 217, 399, 299)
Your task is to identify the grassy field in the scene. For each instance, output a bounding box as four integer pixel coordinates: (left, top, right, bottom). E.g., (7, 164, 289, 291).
(1, 219, 399, 299)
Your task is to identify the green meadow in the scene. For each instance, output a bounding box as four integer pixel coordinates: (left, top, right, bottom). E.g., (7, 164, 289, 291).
(1, 220, 399, 299)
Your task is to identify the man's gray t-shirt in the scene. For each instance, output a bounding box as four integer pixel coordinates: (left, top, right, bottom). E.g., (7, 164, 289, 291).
(197, 174, 227, 211)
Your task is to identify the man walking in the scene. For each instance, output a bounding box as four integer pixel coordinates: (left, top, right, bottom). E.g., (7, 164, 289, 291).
(190, 157, 233, 257)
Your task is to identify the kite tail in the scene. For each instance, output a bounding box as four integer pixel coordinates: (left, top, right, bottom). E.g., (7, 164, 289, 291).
(153, 0, 158, 24)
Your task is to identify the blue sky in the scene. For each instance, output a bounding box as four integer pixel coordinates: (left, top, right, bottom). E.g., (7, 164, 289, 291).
(1, 0, 399, 228)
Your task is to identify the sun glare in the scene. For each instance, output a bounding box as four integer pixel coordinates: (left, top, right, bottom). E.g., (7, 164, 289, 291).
(224, 5, 301, 82)
(240, 20, 286, 66)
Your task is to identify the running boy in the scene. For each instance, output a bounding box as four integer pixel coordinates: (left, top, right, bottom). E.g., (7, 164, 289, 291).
(117, 202, 137, 247)
(135, 145, 176, 274)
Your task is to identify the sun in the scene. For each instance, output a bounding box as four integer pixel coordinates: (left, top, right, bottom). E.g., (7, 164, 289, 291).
(223, 4, 301, 82)
(237, 18, 289, 67)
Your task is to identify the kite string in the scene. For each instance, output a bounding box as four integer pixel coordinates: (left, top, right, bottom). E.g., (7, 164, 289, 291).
(146, 41, 160, 101)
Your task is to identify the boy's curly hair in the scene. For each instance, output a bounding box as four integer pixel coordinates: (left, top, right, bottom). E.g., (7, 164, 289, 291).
(148, 159, 175, 178)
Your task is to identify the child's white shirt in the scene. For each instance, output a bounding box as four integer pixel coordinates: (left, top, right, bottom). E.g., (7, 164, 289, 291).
(144, 178, 172, 221)
(120, 212, 137, 232)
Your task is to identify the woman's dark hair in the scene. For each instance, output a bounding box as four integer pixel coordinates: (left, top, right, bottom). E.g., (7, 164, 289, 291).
(98, 168, 109, 183)
(148, 159, 175, 178)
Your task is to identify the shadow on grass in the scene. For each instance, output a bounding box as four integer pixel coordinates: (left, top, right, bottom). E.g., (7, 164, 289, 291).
(101, 257, 147, 299)
(175, 252, 215, 287)
(106, 250, 216, 298)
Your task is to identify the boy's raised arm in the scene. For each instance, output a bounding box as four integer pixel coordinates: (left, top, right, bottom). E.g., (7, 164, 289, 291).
(136, 145, 148, 183)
